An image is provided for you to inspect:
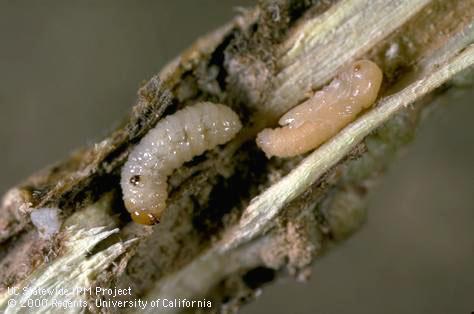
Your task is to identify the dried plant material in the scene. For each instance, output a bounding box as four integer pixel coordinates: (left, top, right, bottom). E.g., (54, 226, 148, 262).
(267, 0, 432, 117)
(30, 208, 61, 240)
(0, 227, 136, 313)
(221, 42, 474, 252)
(0, 0, 472, 313)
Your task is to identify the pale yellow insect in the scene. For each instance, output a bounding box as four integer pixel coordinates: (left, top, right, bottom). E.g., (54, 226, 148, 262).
(256, 60, 383, 158)
(121, 102, 242, 225)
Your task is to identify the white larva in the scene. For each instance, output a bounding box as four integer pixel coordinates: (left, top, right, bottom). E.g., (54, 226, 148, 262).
(121, 102, 242, 225)
(256, 60, 383, 158)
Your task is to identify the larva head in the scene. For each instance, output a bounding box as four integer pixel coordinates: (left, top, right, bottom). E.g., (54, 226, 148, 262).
(120, 162, 167, 225)
(344, 60, 383, 107)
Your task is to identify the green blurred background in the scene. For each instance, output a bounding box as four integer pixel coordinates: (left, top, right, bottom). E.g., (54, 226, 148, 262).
(0, 1, 472, 313)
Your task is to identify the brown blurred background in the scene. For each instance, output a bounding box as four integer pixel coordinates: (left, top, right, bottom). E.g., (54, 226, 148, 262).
(0, 1, 472, 314)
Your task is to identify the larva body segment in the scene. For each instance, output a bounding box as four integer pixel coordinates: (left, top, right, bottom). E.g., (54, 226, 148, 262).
(121, 102, 242, 225)
(256, 60, 383, 158)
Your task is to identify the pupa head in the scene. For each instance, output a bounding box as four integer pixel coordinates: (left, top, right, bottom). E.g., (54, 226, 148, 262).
(345, 60, 383, 106)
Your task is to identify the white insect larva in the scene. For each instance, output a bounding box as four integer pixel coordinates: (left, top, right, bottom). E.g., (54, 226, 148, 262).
(256, 60, 383, 158)
(121, 102, 242, 225)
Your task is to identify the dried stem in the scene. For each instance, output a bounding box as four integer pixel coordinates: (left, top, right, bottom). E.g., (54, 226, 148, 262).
(0, 0, 473, 313)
